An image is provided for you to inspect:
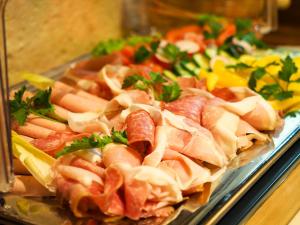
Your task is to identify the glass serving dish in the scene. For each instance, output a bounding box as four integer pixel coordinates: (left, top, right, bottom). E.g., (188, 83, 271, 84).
(0, 0, 299, 225)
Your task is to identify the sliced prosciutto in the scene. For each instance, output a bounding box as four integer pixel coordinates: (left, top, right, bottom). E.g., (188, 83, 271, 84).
(220, 87, 281, 131)
(163, 110, 227, 167)
(102, 143, 142, 168)
(125, 110, 155, 153)
(105, 90, 152, 119)
(31, 132, 89, 156)
(159, 149, 221, 192)
(118, 165, 183, 220)
(202, 99, 269, 159)
(162, 95, 207, 123)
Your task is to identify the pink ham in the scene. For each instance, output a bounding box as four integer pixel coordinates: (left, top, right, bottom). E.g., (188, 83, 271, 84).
(31, 132, 89, 156)
(105, 90, 152, 119)
(13, 122, 54, 139)
(53, 104, 70, 121)
(102, 144, 142, 168)
(93, 166, 125, 216)
(202, 101, 240, 159)
(120, 165, 182, 220)
(27, 115, 69, 132)
(159, 149, 218, 192)
(177, 77, 206, 90)
(71, 158, 105, 178)
(163, 95, 207, 123)
(125, 110, 155, 153)
(51, 81, 108, 113)
(221, 87, 281, 131)
(163, 111, 227, 167)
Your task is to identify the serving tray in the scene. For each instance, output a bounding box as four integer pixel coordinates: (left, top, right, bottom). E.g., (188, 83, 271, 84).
(0, 55, 299, 225)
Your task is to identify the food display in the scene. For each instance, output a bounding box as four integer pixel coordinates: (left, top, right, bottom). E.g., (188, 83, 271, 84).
(9, 15, 300, 224)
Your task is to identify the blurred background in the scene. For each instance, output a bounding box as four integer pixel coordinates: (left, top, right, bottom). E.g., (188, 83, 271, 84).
(4, 0, 300, 85)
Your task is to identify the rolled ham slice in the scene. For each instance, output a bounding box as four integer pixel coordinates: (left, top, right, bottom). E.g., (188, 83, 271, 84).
(162, 95, 207, 123)
(105, 90, 152, 119)
(125, 110, 155, 153)
(221, 87, 281, 131)
(31, 132, 89, 156)
(98, 65, 130, 95)
(27, 115, 69, 132)
(163, 110, 227, 167)
(159, 149, 223, 192)
(102, 143, 142, 168)
(117, 165, 182, 220)
(13, 122, 54, 139)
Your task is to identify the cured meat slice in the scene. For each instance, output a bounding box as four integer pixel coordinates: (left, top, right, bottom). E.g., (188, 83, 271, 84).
(143, 126, 169, 167)
(125, 110, 155, 153)
(31, 132, 89, 156)
(159, 149, 213, 192)
(93, 166, 125, 216)
(202, 102, 240, 159)
(53, 104, 70, 121)
(163, 110, 227, 167)
(162, 95, 207, 123)
(13, 122, 54, 139)
(119, 165, 182, 220)
(105, 90, 152, 119)
(221, 87, 281, 130)
(98, 65, 130, 95)
(177, 77, 206, 90)
(27, 115, 69, 132)
(102, 143, 142, 168)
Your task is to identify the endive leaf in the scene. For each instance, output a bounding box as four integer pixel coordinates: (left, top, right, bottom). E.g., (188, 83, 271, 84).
(12, 131, 56, 191)
(22, 72, 55, 89)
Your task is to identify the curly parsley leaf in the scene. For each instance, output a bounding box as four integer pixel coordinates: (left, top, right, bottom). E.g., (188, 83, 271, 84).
(159, 82, 181, 102)
(235, 18, 252, 34)
(111, 128, 128, 145)
(248, 67, 266, 89)
(258, 83, 282, 100)
(198, 14, 223, 39)
(92, 39, 125, 56)
(162, 43, 181, 62)
(10, 86, 54, 125)
(134, 46, 151, 63)
(10, 86, 29, 125)
(122, 75, 150, 90)
(55, 130, 128, 158)
(149, 72, 167, 84)
(30, 88, 54, 115)
(278, 55, 297, 82)
(237, 32, 267, 49)
(127, 35, 153, 46)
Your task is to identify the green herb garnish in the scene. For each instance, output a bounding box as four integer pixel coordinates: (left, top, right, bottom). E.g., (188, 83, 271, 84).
(198, 14, 223, 39)
(134, 46, 152, 63)
(249, 56, 298, 101)
(235, 18, 252, 34)
(55, 129, 128, 158)
(122, 72, 180, 102)
(159, 82, 181, 102)
(284, 110, 300, 118)
(92, 39, 126, 56)
(10, 86, 54, 125)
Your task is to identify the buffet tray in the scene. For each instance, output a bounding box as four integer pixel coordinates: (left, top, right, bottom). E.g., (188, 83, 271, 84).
(0, 55, 300, 225)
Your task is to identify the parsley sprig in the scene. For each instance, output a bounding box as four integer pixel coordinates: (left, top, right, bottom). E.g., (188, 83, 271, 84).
(122, 72, 181, 102)
(10, 86, 54, 125)
(249, 56, 298, 101)
(55, 129, 128, 158)
(92, 35, 155, 57)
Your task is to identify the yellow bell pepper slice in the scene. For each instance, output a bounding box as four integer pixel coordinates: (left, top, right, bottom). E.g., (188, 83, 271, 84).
(253, 55, 281, 68)
(213, 60, 247, 87)
(12, 131, 56, 191)
(22, 72, 55, 89)
(268, 95, 300, 112)
(199, 69, 219, 91)
(239, 55, 256, 66)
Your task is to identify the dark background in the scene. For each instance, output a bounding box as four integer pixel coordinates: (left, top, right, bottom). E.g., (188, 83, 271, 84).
(264, 0, 300, 46)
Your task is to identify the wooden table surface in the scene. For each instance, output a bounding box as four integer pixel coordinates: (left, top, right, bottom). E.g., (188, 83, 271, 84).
(245, 162, 300, 225)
